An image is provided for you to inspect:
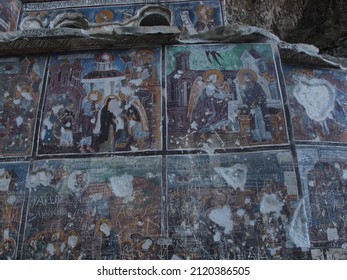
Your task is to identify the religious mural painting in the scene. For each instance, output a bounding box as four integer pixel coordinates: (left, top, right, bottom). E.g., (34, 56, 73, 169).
(283, 65, 347, 143)
(38, 48, 161, 155)
(0, 55, 46, 157)
(0, 0, 21, 32)
(166, 43, 288, 150)
(297, 146, 347, 248)
(310, 248, 347, 260)
(167, 151, 306, 259)
(20, 0, 225, 34)
(0, 161, 29, 260)
(22, 156, 163, 259)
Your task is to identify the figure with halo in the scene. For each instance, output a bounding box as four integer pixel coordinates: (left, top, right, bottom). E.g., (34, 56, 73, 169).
(187, 69, 231, 132)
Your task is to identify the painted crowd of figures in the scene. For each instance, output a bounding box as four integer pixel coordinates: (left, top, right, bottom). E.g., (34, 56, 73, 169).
(41, 93, 150, 153)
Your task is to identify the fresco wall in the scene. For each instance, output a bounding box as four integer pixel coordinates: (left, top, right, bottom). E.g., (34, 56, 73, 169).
(20, 0, 226, 34)
(0, 1, 346, 260)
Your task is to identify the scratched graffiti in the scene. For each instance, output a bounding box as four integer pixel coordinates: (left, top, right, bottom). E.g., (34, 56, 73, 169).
(21, 156, 162, 259)
(166, 43, 288, 150)
(167, 151, 305, 259)
(0, 161, 29, 260)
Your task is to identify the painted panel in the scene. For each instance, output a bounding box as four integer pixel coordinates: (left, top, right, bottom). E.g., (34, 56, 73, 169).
(38, 48, 161, 155)
(0, 55, 46, 157)
(0, 0, 21, 32)
(297, 146, 347, 247)
(0, 162, 29, 260)
(283, 65, 347, 143)
(20, 0, 225, 34)
(22, 156, 162, 259)
(166, 43, 288, 150)
(167, 151, 305, 259)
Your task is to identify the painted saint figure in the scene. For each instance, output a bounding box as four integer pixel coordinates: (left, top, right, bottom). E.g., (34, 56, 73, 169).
(59, 103, 75, 146)
(99, 96, 123, 152)
(187, 69, 231, 132)
(194, 5, 216, 33)
(79, 91, 101, 153)
(238, 69, 272, 142)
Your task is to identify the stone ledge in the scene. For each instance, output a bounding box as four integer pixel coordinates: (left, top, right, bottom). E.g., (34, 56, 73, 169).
(0, 24, 346, 70)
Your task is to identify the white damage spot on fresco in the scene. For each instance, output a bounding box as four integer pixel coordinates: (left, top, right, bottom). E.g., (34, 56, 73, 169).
(67, 235, 78, 248)
(0, 169, 11, 191)
(260, 193, 284, 218)
(342, 169, 347, 180)
(283, 171, 298, 196)
(46, 243, 55, 256)
(208, 205, 233, 234)
(27, 169, 53, 189)
(327, 227, 340, 241)
(289, 199, 310, 248)
(214, 164, 247, 190)
(67, 170, 89, 193)
(7, 195, 17, 205)
(236, 209, 246, 217)
(293, 77, 335, 122)
(142, 238, 153, 250)
(109, 173, 134, 203)
(213, 230, 221, 242)
(100, 222, 111, 236)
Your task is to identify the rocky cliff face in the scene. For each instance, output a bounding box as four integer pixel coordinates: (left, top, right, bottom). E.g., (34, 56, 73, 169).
(226, 0, 347, 57)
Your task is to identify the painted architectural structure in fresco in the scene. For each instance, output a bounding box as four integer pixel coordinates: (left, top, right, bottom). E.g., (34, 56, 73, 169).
(0, 55, 45, 156)
(284, 66, 347, 143)
(166, 44, 287, 150)
(38, 48, 161, 155)
(0, 0, 346, 260)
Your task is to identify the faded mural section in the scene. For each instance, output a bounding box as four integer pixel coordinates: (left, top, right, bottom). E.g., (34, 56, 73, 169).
(283, 66, 347, 143)
(0, 55, 46, 157)
(297, 146, 347, 259)
(167, 151, 307, 259)
(0, 162, 29, 260)
(22, 156, 162, 259)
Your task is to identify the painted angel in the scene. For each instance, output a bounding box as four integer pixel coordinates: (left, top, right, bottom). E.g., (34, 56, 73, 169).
(187, 69, 231, 132)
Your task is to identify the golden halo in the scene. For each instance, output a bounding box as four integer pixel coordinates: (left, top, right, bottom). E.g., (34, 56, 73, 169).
(88, 90, 103, 103)
(237, 68, 258, 84)
(95, 10, 113, 24)
(196, 5, 214, 18)
(1, 238, 15, 251)
(203, 69, 224, 87)
(104, 94, 119, 105)
(15, 82, 33, 98)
